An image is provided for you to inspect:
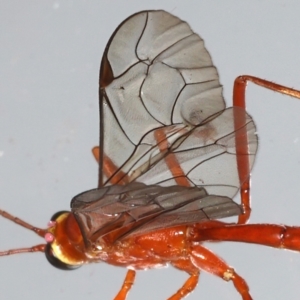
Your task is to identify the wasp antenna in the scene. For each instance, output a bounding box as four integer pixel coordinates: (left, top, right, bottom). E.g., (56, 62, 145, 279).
(0, 209, 47, 238)
(0, 244, 46, 257)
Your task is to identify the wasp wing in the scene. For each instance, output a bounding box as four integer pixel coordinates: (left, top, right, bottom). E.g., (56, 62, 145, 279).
(73, 10, 258, 246)
(71, 182, 241, 246)
(98, 10, 227, 187)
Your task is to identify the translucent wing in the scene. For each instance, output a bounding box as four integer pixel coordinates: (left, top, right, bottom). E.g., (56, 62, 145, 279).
(71, 10, 258, 246)
(71, 182, 241, 246)
(98, 10, 227, 187)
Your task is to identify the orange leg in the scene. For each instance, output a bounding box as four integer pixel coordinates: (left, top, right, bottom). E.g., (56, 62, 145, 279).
(168, 258, 200, 300)
(190, 244, 252, 300)
(232, 75, 300, 224)
(92, 146, 129, 186)
(93, 126, 191, 187)
(193, 223, 300, 251)
(154, 128, 191, 187)
(113, 269, 136, 300)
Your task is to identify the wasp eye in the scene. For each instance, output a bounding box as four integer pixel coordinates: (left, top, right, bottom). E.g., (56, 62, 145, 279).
(45, 244, 81, 271)
(50, 211, 69, 221)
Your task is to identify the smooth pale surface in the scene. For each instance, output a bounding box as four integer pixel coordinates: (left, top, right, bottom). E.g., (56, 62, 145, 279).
(1, 1, 300, 300)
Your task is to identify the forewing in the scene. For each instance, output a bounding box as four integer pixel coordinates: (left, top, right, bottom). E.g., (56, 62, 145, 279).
(71, 182, 241, 246)
(98, 10, 225, 187)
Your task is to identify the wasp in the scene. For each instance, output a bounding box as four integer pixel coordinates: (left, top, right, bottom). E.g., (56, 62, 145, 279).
(1, 10, 300, 300)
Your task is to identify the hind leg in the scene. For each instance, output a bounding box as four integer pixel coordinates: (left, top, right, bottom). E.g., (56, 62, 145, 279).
(232, 75, 300, 224)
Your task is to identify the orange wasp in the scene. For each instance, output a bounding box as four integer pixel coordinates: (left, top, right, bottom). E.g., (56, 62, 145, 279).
(1, 10, 300, 300)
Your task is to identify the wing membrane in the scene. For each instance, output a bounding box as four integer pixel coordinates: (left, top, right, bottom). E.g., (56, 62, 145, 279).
(71, 182, 241, 246)
(74, 10, 258, 245)
(138, 107, 257, 197)
(99, 10, 225, 187)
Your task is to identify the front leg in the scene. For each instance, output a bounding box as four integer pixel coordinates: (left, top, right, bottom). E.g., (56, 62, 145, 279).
(114, 270, 136, 300)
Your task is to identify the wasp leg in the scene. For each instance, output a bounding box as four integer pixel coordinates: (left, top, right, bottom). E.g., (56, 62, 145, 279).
(194, 223, 300, 251)
(232, 76, 300, 224)
(167, 258, 200, 300)
(233, 76, 300, 109)
(190, 244, 252, 300)
(113, 269, 136, 300)
(92, 146, 100, 162)
(92, 146, 129, 185)
(154, 128, 191, 187)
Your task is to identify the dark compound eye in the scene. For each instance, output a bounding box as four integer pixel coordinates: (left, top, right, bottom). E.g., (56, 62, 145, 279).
(45, 243, 81, 271)
(50, 211, 69, 222)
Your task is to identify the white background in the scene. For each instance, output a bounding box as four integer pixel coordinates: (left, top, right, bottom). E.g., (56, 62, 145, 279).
(1, 1, 300, 299)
